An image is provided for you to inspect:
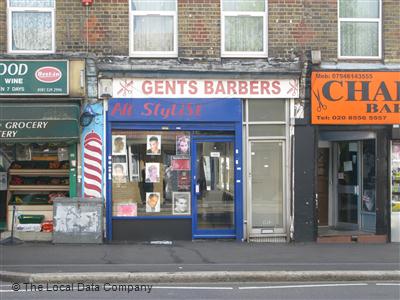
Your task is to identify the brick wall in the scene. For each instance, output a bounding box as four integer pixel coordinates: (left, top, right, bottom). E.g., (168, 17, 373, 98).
(383, 0, 400, 63)
(269, 0, 400, 63)
(56, 0, 129, 56)
(178, 0, 220, 58)
(268, 0, 337, 61)
(0, 0, 398, 62)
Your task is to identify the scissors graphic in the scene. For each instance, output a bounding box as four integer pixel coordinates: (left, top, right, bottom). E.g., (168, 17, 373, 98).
(313, 89, 327, 112)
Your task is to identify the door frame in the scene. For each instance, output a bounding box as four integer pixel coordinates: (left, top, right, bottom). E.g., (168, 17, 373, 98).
(247, 139, 287, 235)
(317, 141, 332, 227)
(191, 135, 237, 239)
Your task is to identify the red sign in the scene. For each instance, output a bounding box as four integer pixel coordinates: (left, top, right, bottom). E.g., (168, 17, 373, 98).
(171, 158, 190, 171)
(35, 66, 62, 83)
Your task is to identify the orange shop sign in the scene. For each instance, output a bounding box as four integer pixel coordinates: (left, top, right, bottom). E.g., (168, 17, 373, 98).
(311, 71, 400, 124)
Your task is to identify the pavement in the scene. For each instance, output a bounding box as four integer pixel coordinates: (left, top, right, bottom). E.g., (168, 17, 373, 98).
(0, 240, 399, 283)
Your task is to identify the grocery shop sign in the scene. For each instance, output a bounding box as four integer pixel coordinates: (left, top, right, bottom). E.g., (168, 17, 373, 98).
(0, 60, 68, 95)
(311, 71, 400, 124)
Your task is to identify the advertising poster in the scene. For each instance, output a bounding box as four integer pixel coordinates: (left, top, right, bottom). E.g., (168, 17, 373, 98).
(171, 157, 190, 171)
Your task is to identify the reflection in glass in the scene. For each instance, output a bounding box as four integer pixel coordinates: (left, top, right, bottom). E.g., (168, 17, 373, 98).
(337, 142, 358, 224)
(251, 142, 283, 228)
(111, 130, 191, 217)
(362, 140, 376, 212)
(196, 142, 234, 230)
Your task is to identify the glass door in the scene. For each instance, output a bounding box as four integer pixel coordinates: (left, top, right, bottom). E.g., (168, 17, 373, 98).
(193, 137, 235, 238)
(360, 139, 376, 232)
(249, 141, 285, 234)
(335, 141, 360, 230)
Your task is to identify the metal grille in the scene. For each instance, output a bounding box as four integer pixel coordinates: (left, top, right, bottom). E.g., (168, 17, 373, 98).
(249, 236, 287, 243)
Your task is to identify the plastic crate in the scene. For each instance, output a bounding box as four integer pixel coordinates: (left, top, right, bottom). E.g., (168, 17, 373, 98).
(18, 214, 44, 224)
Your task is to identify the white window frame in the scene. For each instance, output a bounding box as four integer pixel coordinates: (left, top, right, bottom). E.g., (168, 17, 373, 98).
(129, 0, 178, 58)
(221, 0, 268, 58)
(337, 0, 382, 60)
(7, 0, 56, 54)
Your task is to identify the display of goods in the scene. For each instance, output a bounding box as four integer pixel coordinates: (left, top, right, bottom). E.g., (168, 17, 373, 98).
(49, 161, 61, 169)
(50, 178, 61, 185)
(41, 221, 53, 233)
(18, 214, 44, 224)
(10, 176, 23, 185)
(48, 192, 67, 204)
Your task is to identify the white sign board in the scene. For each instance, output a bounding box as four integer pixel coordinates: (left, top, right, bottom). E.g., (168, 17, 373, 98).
(113, 78, 299, 99)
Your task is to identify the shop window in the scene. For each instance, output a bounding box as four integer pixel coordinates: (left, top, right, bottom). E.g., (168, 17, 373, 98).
(221, 0, 267, 57)
(338, 0, 381, 59)
(7, 0, 55, 54)
(130, 0, 177, 57)
(248, 99, 286, 122)
(244, 99, 287, 138)
(111, 130, 191, 217)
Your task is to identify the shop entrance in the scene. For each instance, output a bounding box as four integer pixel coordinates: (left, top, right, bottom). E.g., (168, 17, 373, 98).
(318, 137, 377, 236)
(333, 140, 376, 232)
(192, 137, 235, 238)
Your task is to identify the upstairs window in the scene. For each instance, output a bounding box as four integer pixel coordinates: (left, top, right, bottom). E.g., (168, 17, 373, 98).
(130, 0, 177, 57)
(7, 0, 55, 54)
(221, 0, 267, 57)
(338, 0, 381, 59)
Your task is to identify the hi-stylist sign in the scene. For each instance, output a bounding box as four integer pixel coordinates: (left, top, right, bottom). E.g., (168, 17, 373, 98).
(0, 60, 68, 95)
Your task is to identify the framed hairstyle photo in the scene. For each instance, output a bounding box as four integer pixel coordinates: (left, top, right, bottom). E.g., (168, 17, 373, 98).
(146, 192, 161, 213)
(172, 192, 191, 215)
(112, 162, 128, 183)
(146, 135, 161, 155)
(145, 162, 160, 183)
(176, 135, 190, 155)
(112, 135, 127, 155)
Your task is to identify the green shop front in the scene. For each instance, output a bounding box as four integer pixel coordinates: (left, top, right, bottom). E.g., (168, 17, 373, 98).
(0, 60, 81, 241)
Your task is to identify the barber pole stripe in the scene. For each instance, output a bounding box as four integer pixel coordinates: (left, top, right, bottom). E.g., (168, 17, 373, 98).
(83, 131, 103, 198)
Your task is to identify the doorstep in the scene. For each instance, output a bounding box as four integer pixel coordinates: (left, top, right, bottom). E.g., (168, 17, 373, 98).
(317, 234, 387, 244)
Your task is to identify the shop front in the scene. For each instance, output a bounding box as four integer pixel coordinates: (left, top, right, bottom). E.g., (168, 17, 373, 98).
(106, 98, 243, 241)
(0, 59, 84, 241)
(0, 103, 80, 240)
(311, 70, 399, 241)
(104, 77, 299, 241)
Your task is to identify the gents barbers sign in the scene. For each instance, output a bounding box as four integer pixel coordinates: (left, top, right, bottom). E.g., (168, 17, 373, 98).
(113, 78, 299, 98)
(311, 71, 400, 124)
(0, 60, 68, 95)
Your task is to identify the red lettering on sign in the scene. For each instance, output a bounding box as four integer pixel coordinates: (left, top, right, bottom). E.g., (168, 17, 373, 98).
(272, 81, 281, 94)
(261, 81, 270, 94)
(188, 80, 198, 94)
(142, 81, 152, 95)
(111, 103, 133, 116)
(239, 81, 248, 94)
(204, 81, 213, 94)
(249, 81, 258, 94)
(226, 81, 236, 95)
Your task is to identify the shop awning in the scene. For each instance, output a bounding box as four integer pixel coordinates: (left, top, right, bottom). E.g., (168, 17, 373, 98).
(0, 103, 80, 143)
